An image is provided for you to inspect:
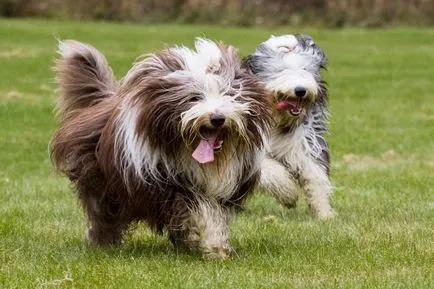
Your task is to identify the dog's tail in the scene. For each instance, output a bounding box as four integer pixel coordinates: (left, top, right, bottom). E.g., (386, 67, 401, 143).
(54, 40, 117, 117)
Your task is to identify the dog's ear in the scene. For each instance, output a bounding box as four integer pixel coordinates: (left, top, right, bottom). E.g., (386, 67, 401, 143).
(295, 34, 315, 47)
(296, 34, 328, 70)
(242, 55, 258, 75)
(315, 47, 327, 70)
(319, 53, 328, 70)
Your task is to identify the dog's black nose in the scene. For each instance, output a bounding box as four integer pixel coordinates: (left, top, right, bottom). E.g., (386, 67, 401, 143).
(294, 86, 307, 98)
(209, 114, 226, 128)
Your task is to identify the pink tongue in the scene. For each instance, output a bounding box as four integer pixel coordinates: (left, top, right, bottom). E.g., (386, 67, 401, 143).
(277, 100, 299, 111)
(192, 134, 218, 164)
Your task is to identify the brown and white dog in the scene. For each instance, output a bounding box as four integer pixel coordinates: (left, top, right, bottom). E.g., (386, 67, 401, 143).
(244, 34, 335, 219)
(50, 38, 271, 258)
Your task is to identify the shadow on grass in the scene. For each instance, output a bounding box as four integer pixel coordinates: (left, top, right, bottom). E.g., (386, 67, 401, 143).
(53, 234, 204, 261)
(49, 206, 342, 262)
(54, 231, 293, 262)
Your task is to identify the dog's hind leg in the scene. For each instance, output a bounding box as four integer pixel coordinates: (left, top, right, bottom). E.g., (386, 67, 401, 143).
(78, 176, 129, 246)
(260, 157, 299, 208)
(86, 222, 125, 246)
(85, 196, 129, 246)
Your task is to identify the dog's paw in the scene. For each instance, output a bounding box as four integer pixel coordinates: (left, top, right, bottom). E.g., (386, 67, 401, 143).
(202, 244, 233, 260)
(86, 227, 122, 246)
(316, 209, 336, 220)
(283, 200, 298, 209)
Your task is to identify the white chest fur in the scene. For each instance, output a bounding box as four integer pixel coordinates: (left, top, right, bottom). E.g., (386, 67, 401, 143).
(268, 124, 322, 172)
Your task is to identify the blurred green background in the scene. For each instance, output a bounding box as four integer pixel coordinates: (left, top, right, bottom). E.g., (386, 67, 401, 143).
(1, 0, 433, 27)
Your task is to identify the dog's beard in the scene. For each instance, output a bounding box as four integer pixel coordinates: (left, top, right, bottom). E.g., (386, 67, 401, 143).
(274, 105, 307, 129)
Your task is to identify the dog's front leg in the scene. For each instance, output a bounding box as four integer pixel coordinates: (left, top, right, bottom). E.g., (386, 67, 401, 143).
(298, 157, 335, 219)
(169, 198, 231, 259)
(192, 200, 232, 259)
(260, 157, 299, 208)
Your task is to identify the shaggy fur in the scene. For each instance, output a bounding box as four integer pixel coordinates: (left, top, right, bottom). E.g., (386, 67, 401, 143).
(244, 34, 335, 219)
(50, 39, 271, 258)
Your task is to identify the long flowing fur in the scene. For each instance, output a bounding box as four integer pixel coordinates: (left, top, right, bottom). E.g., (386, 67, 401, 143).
(54, 40, 117, 116)
(50, 39, 271, 258)
(244, 34, 335, 219)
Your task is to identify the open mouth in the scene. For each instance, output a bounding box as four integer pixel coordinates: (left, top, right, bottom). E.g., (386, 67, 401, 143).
(192, 127, 224, 164)
(276, 98, 303, 116)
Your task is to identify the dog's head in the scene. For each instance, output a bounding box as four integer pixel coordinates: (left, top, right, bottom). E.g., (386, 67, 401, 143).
(116, 38, 270, 173)
(244, 34, 327, 126)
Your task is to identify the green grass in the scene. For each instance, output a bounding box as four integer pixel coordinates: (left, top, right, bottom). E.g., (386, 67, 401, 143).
(1, 19, 433, 288)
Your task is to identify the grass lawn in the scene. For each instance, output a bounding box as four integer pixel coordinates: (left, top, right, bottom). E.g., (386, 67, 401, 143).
(0, 19, 433, 288)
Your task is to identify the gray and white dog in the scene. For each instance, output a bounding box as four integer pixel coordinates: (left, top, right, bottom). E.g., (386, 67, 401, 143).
(244, 34, 335, 218)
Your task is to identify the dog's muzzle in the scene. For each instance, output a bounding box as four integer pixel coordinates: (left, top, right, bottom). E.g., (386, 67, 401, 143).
(276, 86, 308, 116)
(191, 122, 225, 164)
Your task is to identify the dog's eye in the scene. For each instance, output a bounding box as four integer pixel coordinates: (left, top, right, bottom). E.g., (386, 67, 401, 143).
(189, 95, 201, 102)
(277, 46, 293, 53)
